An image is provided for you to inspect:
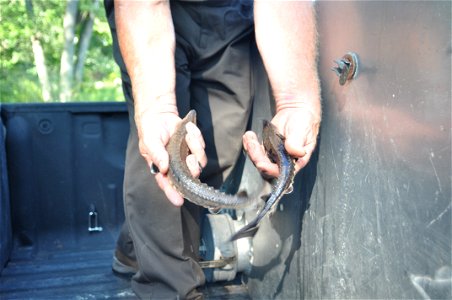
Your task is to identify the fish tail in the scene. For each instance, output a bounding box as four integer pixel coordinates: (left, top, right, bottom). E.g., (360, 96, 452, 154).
(229, 221, 259, 241)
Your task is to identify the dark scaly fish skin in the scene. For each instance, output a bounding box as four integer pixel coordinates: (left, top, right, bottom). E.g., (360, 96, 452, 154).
(167, 110, 250, 209)
(229, 120, 296, 241)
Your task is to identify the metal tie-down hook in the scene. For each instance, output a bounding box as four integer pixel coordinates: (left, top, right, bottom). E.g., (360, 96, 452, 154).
(88, 204, 103, 232)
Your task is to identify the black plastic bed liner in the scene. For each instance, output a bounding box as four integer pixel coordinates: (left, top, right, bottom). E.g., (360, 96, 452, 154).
(0, 103, 249, 299)
(0, 247, 250, 299)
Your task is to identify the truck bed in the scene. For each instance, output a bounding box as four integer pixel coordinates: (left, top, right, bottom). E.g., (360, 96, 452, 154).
(2, 4, 451, 296)
(0, 247, 249, 299)
(0, 103, 249, 299)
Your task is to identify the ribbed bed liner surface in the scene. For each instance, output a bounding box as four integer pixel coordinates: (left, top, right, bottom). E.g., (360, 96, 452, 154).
(0, 248, 249, 299)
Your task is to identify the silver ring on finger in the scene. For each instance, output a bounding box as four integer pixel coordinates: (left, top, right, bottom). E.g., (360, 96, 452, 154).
(150, 163, 160, 175)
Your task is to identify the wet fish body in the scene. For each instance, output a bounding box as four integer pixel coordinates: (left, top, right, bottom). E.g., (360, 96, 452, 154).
(166, 110, 250, 209)
(167, 110, 296, 239)
(229, 121, 296, 241)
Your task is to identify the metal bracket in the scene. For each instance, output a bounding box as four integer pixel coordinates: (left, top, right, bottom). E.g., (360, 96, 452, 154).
(199, 256, 236, 269)
(88, 204, 103, 232)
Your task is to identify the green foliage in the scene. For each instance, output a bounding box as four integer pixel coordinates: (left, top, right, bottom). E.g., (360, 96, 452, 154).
(0, 0, 123, 103)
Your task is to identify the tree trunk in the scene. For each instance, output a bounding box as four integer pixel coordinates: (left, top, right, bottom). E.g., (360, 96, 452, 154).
(59, 0, 79, 102)
(25, 0, 52, 102)
(30, 36, 52, 102)
(75, 0, 99, 84)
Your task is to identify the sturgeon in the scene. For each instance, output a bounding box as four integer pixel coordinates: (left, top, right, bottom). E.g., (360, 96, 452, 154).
(167, 110, 250, 209)
(229, 120, 296, 241)
(167, 110, 296, 240)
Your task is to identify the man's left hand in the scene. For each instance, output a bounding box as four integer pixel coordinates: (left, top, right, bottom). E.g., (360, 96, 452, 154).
(242, 107, 320, 177)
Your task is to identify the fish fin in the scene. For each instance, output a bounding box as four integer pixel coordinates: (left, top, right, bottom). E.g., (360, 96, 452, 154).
(229, 215, 261, 241)
(229, 225, 259, 241)
(269, 204, 278, 217)
(208, 207, 221, 214)
(285, 184, 293, 194)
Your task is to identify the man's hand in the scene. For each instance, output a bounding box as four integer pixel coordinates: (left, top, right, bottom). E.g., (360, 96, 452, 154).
(243, 106, 320, 177)
(249, 1, 321, 177)
(116, 1, 208, 206)
(136, 108, 207, 207)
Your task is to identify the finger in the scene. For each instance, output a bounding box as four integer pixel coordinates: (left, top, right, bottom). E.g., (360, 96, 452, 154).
(256, 161, 280, 178)
(138, 140, 152, 166)
(140, 136, 170, 174)
(294, 153, 312, 173)
(155, 173, 184, 207)
(294, 141, 317, 173)
(186, 122, 205, 148)
(243, 131, 279, 177)
(185, 122, 208, 168)
(284, 130, 307, 158)
(186, 154, 202, 178)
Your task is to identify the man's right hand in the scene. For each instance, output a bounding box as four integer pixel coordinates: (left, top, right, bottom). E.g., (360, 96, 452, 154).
(116, 1, 205, 206)
(135, 108, 207, 207)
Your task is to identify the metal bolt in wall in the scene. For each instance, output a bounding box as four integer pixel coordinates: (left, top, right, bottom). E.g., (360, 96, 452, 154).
(332, 52, 359, 85)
